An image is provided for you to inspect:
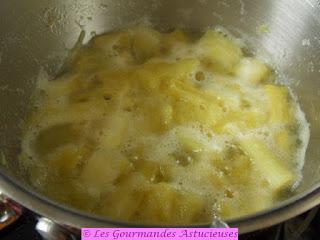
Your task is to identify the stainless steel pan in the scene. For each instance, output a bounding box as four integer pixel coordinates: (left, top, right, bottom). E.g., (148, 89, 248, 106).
(1, 0, 320, 234)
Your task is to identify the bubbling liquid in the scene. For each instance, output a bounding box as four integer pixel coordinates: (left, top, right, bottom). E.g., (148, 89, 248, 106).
(19, 26, 309, 224)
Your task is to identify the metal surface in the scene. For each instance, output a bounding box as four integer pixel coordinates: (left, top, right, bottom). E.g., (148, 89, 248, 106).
(0, 0, 320, 234)
(0, 193, 22, 230)
(36, 217, 78, 240)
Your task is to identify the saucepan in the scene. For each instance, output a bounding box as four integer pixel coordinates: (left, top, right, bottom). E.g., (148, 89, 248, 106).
(0, 0, 320, 235)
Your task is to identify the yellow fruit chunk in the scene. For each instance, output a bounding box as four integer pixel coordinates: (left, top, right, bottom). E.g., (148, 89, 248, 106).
(239, 138, 294, 192)
(132, 27, 162, 63)
(170, 82, 223, 129)
(81, 150, 131, 193)
(198, 30, 242, 73)
(100, 112, 129, 149)
(162, 29, 191, 53)
(274, 128, 296, 159)
(134, 59, 199, 92)
(47, 144, 79, 175)
(220, 189, 274, 218)
(264, 85, 293, 124)
(235, 57, 270, 84)
(142, 183, 204, 224)
(100, 181, 146, 221)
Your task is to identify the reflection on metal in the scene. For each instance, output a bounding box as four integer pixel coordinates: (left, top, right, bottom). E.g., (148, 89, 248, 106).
(0, 193, 22, 230)
(36, 217, 78, 240)
(211, 219, 229, 228)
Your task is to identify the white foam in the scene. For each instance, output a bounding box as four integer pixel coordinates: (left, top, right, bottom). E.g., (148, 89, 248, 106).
(291, 98, 310, 189)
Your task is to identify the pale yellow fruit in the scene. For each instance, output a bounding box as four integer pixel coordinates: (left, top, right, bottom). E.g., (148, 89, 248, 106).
(264, 84, 293, 124)
(131, 27, 162, 63)
(239, 138, 294, 192)
(198, 30, 242, 73)
(235, 57, 270, 84)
